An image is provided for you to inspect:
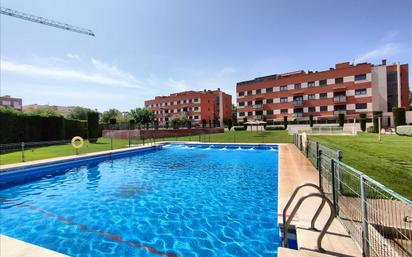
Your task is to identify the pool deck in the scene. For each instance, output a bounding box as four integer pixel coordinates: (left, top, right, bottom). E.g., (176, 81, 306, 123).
(0, 142, 362, 257)
(278, 144, 362, 257)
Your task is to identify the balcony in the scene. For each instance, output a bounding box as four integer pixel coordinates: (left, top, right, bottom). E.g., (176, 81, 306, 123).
(292, 112, 304, 118)
(333, 95, 347, 103)
(292, 99, 304, 107)
(253, 104, 264, 109)
(255, 115, 264, 120)
(334, 110, 347, 115)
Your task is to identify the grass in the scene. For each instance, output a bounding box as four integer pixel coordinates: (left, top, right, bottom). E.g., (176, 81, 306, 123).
(0, 131, 291, 165)
(310, 133, 412, 200)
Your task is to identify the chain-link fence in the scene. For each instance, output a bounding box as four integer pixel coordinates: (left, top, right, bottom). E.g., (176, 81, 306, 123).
(293, 133, 412, 257)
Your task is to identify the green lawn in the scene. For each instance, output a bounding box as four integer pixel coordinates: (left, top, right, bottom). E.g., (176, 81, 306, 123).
(310, 133, 412, 200)
(0, 131, 291, 165)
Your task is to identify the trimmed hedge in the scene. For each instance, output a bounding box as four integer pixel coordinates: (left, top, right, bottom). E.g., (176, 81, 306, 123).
(87, 111, 99, 143)
(233, 126, 246, 131)
(265, 125, 285, 130)
(372, 111, 383, 133)
(359, 113, 367, 132)
(396, 125, 412, 136)
(0, 108, 87, 144)
(338, 113, 344, 127)
(392, 107, 406, 127)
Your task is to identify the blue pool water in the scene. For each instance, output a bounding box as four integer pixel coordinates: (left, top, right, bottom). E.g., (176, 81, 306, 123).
(0, 144, 280, 257)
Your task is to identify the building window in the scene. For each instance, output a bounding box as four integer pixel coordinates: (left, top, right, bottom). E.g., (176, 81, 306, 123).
(194, 107, 199, 111)
(177, 100, 181, 104)
(194, 115, 199, 119)
(189, 99, 192, 103)
(238, 92, 244, 97)
(319, 80, 327, 86)
(356, 103, 367, 109)
(294, 83, 301, 89)
(308, 107, 315, 112)
(280, 109, 288, 114)
(320, 106, 328, 112)
(280, 85, 288, 91)
(239, 102, 245, 107)
(266, 87, 273, 93)
(308, 81, 315, 87)
(256, 89, 261, 94)
(239, 112, 245, 116)
(266, 98, 273, 104)
(247, 101, 253, 106)
(280, 97, 288, 103)
(183, 100, 187, 104)
(267, 110, 274, 115)
(319, 93, 327, 99)
(247, 111, 253, 116)
(355, 74, 367, 81)
(247, 90, 253, 96)
(355, 88, 367, 95)
(308, 94, 316, 100)
(335, 77, 343, 84)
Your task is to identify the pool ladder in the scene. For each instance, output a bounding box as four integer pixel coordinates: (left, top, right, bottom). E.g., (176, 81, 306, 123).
(282, 183, 336, 253)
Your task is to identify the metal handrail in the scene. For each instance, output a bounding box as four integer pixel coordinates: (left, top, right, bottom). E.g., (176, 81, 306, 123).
(282, 193, 336, 252)
(282, 183, 326, 234)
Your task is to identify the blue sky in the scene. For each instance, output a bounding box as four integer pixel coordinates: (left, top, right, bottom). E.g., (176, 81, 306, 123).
(1, 0, 411, 112)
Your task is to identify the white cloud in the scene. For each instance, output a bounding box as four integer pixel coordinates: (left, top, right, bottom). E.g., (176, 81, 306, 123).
(0, 59, 143, 89)
(217, 67, 236, 77)
(66, 53, 81, 61)
(166, 78, 189, 92)
(355, 43, 400, 63)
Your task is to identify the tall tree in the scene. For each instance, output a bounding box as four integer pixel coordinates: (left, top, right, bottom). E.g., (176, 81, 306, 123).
(101, 108, 121, 123)
(232, 104, 237, 125)
(68, 106, 93, 120)
(129, 108, 154, 128)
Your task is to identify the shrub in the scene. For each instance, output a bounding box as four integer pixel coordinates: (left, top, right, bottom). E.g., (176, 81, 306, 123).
(64, 119, 87, 139)
(165, 121, 169, 129)
(283, 116, 288, 129)
(392, 107, 406, 127)
(187, 120, 192, 129)
(265, 125, 285, 130)
(202, 119, 206, 128)
(396, 125, 412, 136)
(359, 113, 367, 132)
(338, 113, 344, 127)
(109, 118, 117, 124)
(366, 126, 374, 133)
(87, 111, 99, 143)
(233, 126, 246, 131)
(227, 119, 233, 131)
(372, 111, 383, 133)
(154, 120, 159, 130)
(129, 119, 136, 129)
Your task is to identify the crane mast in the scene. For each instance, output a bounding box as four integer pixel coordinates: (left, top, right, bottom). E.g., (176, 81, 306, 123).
(0, 6, 95, 36)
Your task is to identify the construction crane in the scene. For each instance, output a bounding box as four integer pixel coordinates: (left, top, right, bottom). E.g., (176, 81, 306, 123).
(0, 6, 95, 36)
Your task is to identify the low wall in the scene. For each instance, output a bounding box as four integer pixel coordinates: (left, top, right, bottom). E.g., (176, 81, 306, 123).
(102, 128, 224, 139)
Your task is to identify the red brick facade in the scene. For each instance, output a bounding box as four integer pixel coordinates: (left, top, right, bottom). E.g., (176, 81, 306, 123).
(236, 61, 409, 122)
(144, 89, 232, 126)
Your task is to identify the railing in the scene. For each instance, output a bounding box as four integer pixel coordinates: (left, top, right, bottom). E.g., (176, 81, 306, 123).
(293, 100, 304, 106)
(292, 113, 304, 118)
(293, 133, 412, 257)
(333, 110, 347, 115)
(334, 95, 347, 103)
(253, 104, 263, 109)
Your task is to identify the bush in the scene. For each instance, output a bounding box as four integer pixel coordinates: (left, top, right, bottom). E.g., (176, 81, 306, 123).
(396, 125, 412, 136)
(227, 119, 233, 131)
(392, 107, 406, 127)
(87, 111, 99, 143)
(265, 125, 285, 130)
(283, 116, 288, 129)
(109, 118, 117, 124)
(154, 120, 159, 130)
(187, 120, 192, 129)
(372, 111, 383, 133)
(338, 113, 345, 127)
(367, 126, 374, 133)
(359, 113, 367, 132)
(233, 126, 246, 131)
(64, 119, 87, 139)
(129, 119, 136, 129)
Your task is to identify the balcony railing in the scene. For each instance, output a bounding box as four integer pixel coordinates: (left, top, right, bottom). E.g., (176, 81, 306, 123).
(255, 115, 264, 120)
(293, 112, 304, 118)
(293, 100, 304, 106)
(333, 110, 346, 115)
(333, 95, 346, 103)
(253, 104, 263, 109)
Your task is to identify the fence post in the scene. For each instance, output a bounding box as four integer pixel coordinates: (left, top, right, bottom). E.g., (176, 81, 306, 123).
(234, 132, 236, 143)
(143, 137, 145, 145)
(299, 135, 303, 151)
(128, 132, 131, 148)
(316, 142, 319, 169)
(110, 137, 113, 150)
(338, 150, 343, 161)
(360, 175, 370, 257)
(21, 142, 25, 162)
(317, 149, 322, 189)
(331, 159, 339, 215)
(198, 134, 201, 142)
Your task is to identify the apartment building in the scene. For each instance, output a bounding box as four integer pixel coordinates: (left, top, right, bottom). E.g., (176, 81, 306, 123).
(23, 104, 76, 117)
(0, 95, 22, 111)
(236, 60, 409, 122)
(144, 89, 232, 126)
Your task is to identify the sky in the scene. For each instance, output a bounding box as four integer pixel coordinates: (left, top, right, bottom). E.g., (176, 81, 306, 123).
(1, 0, 411, 112)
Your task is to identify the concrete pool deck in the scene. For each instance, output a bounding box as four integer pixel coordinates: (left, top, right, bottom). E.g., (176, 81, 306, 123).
(0, 142, 362, 257)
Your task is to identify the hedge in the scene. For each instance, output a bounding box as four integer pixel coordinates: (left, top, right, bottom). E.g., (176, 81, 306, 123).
(359, 113, 367, 132)
(0, 109, 87, 144)
(265, 125, 285, 130)
(87, 111, 99, 143)
(233, 126, 246, 131)
(372, 111, 383, 133)
(338, 113, 345, 127)
(396, 125, 412, 136)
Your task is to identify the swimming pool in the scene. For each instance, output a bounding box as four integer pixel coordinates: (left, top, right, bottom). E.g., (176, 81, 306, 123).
(0, 143, 280, 257)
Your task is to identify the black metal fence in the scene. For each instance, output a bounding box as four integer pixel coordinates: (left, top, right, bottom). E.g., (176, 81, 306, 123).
(293, 133, 412, 257)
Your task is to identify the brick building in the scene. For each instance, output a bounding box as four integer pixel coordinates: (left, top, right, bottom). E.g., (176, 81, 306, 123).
(0, 95, 22, 111)
(144, 89, 232, 126)
(236, 60, 409, 122)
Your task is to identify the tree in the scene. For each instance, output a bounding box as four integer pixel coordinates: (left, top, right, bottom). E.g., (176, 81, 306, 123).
(87, 111, 99, 143)
(101, 108, 121, 123)
(28, 107, 62, 117)
(232, 104, 237, 125)
(359, 113, 367, 132)
(129, 108, 154, 128)
(338, 113, 345, 127)
(283, 116, 288, 129)
(309, 115, 314, 128)
(68, 106, 93, 120)
(227, 119, 233, 131)
(392, 107, 406, 127)
(372, 111, 383, 133)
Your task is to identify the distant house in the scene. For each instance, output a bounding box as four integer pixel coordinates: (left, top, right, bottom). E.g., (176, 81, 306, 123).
(0, 95, 22, 111)
(23, 104, 76, 117)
